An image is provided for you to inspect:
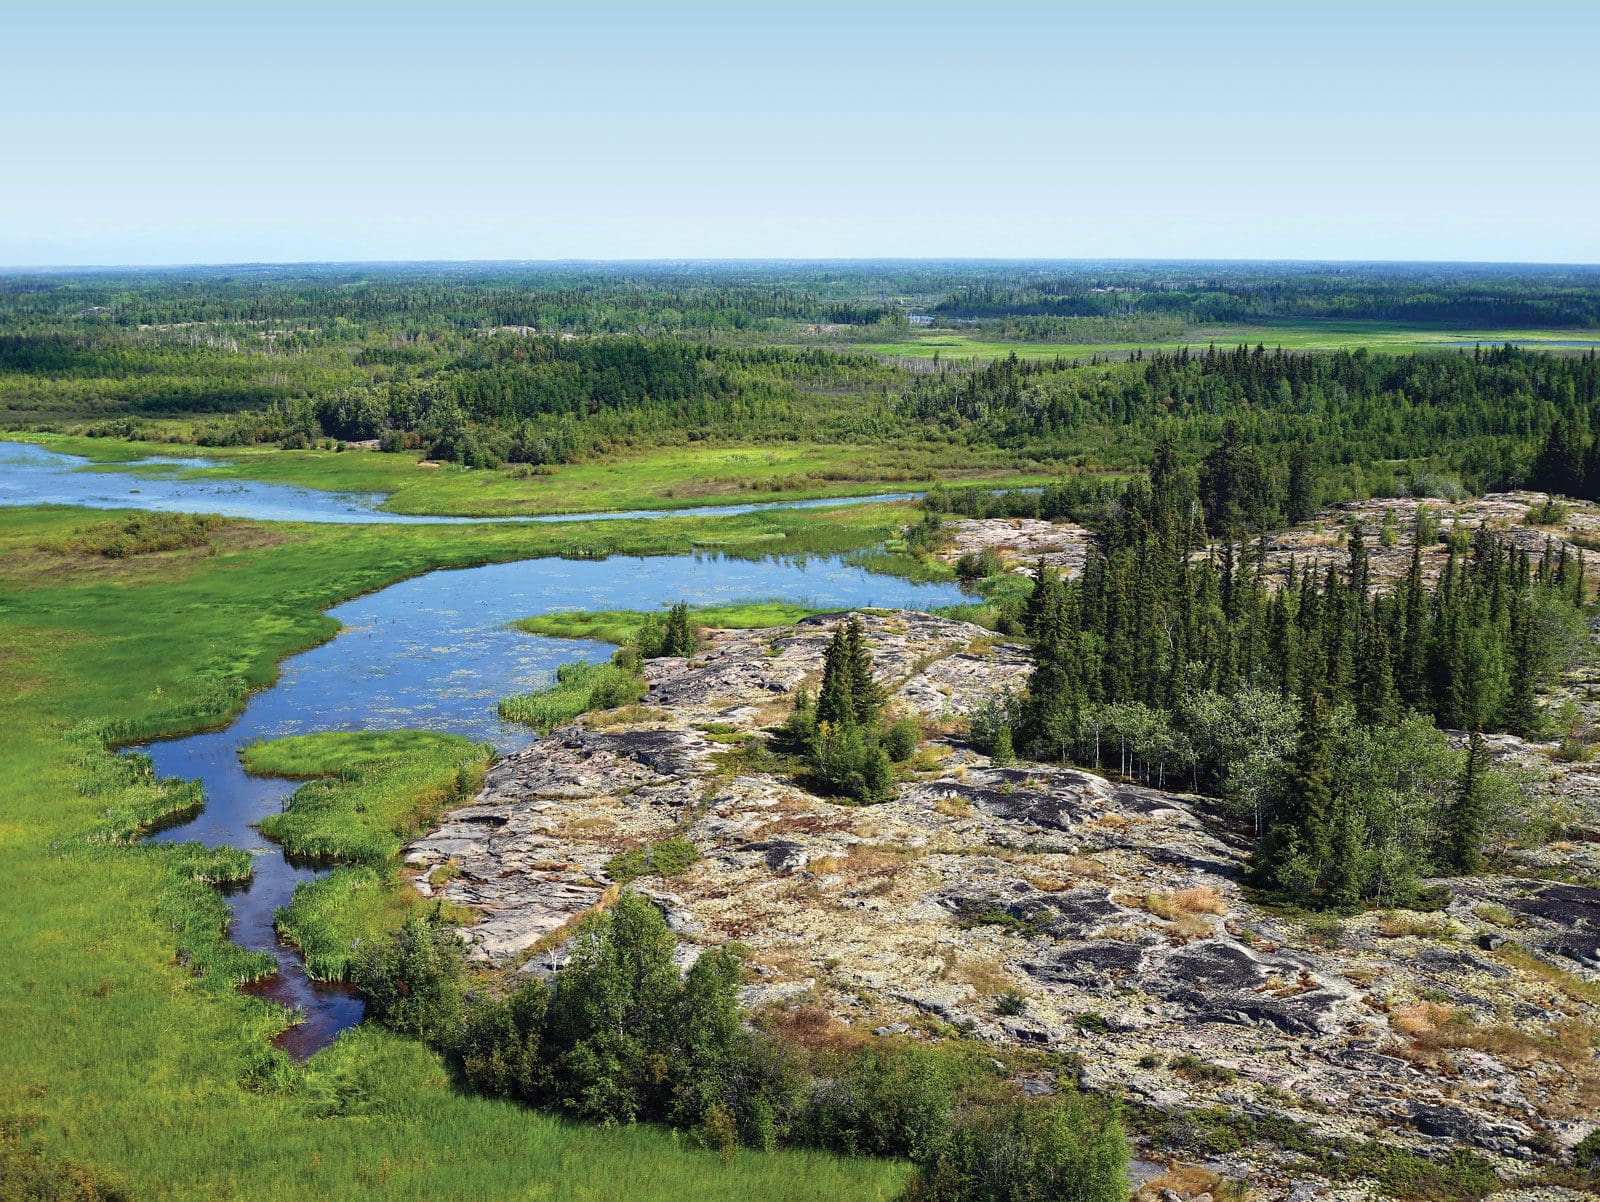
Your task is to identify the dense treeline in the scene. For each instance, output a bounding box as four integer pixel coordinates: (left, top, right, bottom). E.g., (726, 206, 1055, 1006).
(931, 263, 1600, 329)
(969, 443, 1584, 908)
(355, 895, 1128, 1202)
(904, 343, 1600, 501)
(5, 264, 1600, 496)
(10, 260, 1597, 335)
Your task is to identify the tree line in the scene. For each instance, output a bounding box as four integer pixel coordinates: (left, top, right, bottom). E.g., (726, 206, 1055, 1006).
(970, 444, 1582, 908)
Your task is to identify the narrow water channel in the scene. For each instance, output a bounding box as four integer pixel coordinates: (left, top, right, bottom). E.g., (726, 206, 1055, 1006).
(2, 437, 968, 1055)
(0, 440, 923, 523)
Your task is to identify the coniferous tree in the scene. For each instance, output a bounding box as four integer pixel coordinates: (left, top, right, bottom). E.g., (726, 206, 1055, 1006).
(1447, 728, 1489, 874)
(1258, 689, 1334, 896)
(1286, 443, 1317, 524)
(816, 625, 855, 728)
(1355, 614, 1400, 726)
(840, 616, 885, 726)
(661, 602, 697, 657)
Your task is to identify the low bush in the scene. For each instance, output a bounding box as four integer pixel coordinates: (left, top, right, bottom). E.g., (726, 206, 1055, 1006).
(48, 511, 222, 558)
(355, 892, 1128, 1202)
(606, 837, 701, 884)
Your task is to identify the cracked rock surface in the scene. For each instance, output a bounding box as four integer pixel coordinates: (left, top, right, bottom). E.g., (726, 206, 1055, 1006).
(405, 608, 1600, 1189)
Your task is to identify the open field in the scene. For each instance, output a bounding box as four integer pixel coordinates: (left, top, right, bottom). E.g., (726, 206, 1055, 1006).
(11, 432, 1055, 517)
(0, 503, 929, 1199)
(855, 322, 1600, 361)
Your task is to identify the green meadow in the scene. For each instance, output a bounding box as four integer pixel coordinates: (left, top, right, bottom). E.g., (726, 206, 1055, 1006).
(0, 502, 925, 1200)
(855, 321, 1600, 361)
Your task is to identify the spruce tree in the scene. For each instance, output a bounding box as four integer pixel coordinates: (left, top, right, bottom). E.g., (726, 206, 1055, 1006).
(1447, 728, 1489, 874)
(840, 616, 884, 726)
(1258, 689, 1334, 894)
(1501, 593, 1539, 735)
(661, 601, 696, 657)
(816, 626, 854, 728)
(1286, 442, 1316, 524)
(1356, 615, 1400, 726)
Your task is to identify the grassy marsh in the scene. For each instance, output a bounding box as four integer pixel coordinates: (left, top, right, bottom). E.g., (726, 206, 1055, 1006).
(0, 503, 921, 1199)
(13, 431, 1052, 517)
(515, 599, 828, 645)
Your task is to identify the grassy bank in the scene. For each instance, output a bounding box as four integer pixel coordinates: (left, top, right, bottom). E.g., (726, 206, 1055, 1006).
(0, 504, 918, 1199)
(243, 731, 491, 981)
(515, 600, 828, 646)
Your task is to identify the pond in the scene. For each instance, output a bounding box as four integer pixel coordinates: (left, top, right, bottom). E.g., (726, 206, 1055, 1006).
(143, 552, 970, 1056)
(0, 440, 922, 524)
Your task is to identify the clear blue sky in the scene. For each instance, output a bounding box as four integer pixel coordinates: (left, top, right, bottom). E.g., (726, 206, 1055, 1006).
(3, 0, 1596, 265)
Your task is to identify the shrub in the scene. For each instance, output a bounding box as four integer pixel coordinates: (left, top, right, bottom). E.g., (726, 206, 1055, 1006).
(809, 719, 894, 804)
(1525, 498, 1570, 527)
(50, 511, 221, 558)
(968, 689, 1023, 756)
(457, 979, 551, 1100)
(352, 910, 464, 1043)
(801, 1044, 956, 1162)
(883, 715, 922, 763)
(1575, 1128, 1600, 1177)
(909, 1094, 1129, 1202)
(605, 837, 701, 883)
(956, 547, 1006, 582)
(993, 989, 1029, 1017)
(1170, 1053, 1237, 1083)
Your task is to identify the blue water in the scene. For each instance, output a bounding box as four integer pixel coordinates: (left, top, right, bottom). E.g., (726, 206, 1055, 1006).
(142, 553, 968, 1054)
(0, 440, 922, 524)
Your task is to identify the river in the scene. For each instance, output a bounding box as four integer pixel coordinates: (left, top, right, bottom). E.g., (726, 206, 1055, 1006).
(2, 439, 967, 1056)
(0, 440, 922, 523)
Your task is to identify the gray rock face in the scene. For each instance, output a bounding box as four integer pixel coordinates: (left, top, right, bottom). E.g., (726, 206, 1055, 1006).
(403, 607, 1600, 1181)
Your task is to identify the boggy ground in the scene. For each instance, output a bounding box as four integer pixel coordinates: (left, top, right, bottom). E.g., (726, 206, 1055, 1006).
(408, 610, 1600, 1198)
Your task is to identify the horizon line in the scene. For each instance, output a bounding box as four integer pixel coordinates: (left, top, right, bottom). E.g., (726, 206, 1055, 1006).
(5, 255, 1600, 273)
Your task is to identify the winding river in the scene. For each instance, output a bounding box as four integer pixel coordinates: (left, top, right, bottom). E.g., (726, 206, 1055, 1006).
(0, 440, 922, 524)
(2, 439, 966, 1055)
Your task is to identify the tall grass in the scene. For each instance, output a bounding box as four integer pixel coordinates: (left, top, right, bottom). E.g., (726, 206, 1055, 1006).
(245, 730, 491, 980)
(0, 506, 919, 1200)
(516, 599, 828, 646)
(499, 661, 646, 731)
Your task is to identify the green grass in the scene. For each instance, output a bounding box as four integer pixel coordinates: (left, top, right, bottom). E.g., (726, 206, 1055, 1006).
(499, 661, 646, 731)
(856, 321, 1600, 361)
(15, 431, 1054, 518)
(248, 730, 489, 863)
(0, 504, 918, 1200)
(516, 600, 829, 646)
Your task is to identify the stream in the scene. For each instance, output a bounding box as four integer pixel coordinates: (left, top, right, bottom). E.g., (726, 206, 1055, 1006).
(2, 439, 966, 1056)
(0, 440, 922, 523)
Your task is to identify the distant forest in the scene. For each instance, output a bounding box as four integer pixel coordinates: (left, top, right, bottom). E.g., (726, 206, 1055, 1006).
(3, 262, 1600, 510)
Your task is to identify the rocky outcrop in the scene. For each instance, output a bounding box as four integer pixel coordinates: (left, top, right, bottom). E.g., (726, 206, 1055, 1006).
(935, 516, 1091, 576)
(405, 608, 1600, 1184)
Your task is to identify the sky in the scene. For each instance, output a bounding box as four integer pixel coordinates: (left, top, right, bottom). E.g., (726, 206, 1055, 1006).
(2, 1, 1597, 265)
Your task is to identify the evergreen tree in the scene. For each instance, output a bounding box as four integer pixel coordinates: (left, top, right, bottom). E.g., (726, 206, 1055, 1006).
(816, 625, 855, 728)
(1355, 614, 1400, 726)
(1286, 442, 1316, 524)
(1258, 690, 1334, 896)
(661, 601, 697, 657)
(840, 616, 885, 726)
(1447, 728, 1489, 874)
